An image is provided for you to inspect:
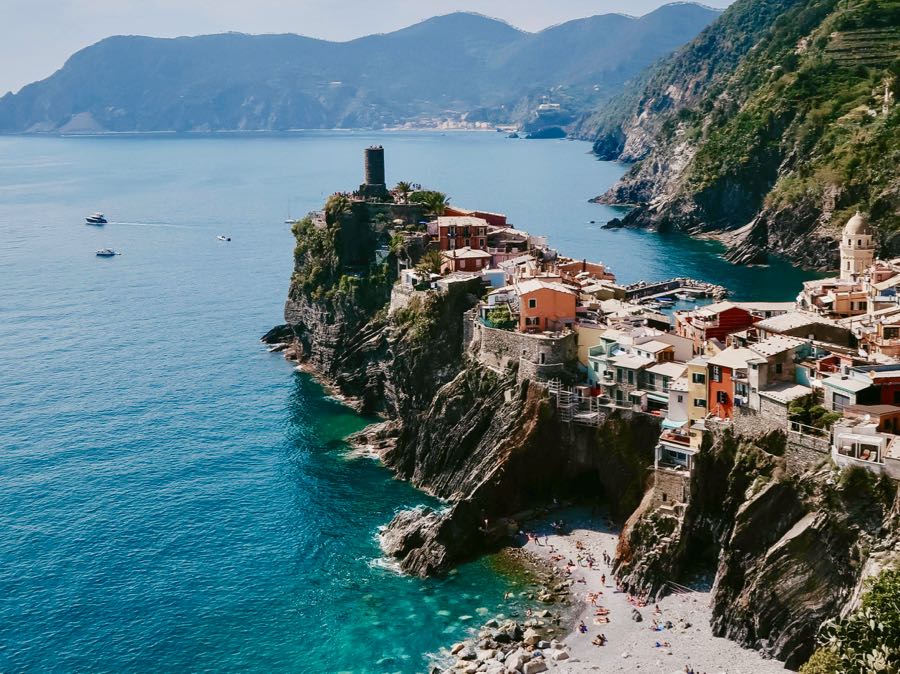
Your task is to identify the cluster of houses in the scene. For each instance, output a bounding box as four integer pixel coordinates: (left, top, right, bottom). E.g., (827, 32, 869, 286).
(394, 204, 900, 496)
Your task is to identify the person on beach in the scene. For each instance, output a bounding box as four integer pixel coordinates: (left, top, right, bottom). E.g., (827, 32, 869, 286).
(601, 574, 606, 586)
(578, 620, 588, 634)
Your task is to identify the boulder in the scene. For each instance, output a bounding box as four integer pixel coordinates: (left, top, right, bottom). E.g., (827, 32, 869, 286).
(522, 628, 541, 646)
(523, 661, 548, 674)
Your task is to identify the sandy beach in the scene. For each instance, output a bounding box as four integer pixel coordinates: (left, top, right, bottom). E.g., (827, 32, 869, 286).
(521, 508, 787, 674)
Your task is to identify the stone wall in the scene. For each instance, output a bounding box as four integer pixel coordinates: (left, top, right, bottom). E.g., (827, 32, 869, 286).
(652, 468, 691, 508)
(731, 407, 783, 437)
(390, 284, 429, 315)
(472, 321, 578, 383)
(785, 431, 831, 473)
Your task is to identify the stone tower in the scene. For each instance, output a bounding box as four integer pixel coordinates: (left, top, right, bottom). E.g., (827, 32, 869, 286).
(359, 146, 389, 200)
(840, 211, 875, 280)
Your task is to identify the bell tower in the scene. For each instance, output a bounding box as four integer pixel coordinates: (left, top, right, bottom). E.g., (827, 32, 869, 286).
(840, 212, 874, 280)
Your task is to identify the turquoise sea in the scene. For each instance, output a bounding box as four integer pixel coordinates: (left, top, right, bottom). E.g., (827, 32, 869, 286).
(0, 131, 818, 673)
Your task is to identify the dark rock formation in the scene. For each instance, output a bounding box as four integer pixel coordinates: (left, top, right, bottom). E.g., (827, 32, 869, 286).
(615, 427, 899, 667)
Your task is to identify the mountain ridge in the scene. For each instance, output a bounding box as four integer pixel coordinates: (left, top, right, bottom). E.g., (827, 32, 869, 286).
(0, 4, 720, 134)
(580, 0, 900, 270)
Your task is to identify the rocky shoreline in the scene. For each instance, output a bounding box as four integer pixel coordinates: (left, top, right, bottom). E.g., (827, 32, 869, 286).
(427, 546, 579, 674)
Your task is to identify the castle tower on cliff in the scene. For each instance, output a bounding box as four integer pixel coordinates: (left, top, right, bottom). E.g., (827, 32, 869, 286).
(358, 146, 389, 201)
(840, 211, 875, 280)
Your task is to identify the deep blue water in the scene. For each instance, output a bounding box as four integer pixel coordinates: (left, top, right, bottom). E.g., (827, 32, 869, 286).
(0, 131, 817, 674)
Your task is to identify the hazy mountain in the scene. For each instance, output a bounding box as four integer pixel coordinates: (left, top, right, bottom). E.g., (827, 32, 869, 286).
(0, 4, 720, 133)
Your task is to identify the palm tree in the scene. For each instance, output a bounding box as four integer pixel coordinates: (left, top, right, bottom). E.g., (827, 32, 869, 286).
(420, 191, 450, 217)
(415, 249, 443, 275)
(394, 181, 413, 204)
(324, 193, 352, 225)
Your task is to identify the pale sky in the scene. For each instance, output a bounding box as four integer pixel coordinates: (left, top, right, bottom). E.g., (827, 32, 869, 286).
(1, 0, 735, 95)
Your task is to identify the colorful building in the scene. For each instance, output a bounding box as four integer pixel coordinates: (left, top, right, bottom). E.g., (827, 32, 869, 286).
(440, 246, 492, 273)
(437, 216, 488, 251)
(675, 302, 757, 354)
(516, 279, 577, 334)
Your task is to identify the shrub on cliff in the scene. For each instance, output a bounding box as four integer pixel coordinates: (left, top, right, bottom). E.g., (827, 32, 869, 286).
(805, 568, 900, 673)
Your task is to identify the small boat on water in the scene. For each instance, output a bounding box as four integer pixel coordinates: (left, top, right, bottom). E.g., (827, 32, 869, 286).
(675, 292, 692, 301)
(217, 235, 231, 242)
(657, 297, 675, 305)
(95, 248, 118, 257)
(85, 212, 107, 225)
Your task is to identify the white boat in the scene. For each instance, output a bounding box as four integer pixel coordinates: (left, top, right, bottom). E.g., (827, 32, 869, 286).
(675, 292, 692, 301)
(217, 235, 231, 242)
(95, 248, 117, 257)
(85, 212, 107, 225)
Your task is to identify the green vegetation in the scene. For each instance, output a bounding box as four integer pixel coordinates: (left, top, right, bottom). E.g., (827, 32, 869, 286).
(789, 393, 842, 432)
(803, 568, 900, 673)
(415, 249, 443, 275)
(324, 193, 352, 226)
(485, 305, 516, 330)
(290, 213, 393, 309)
(591, 0, 900, 241)
(410, 190, 450, 217)
(393, 181, 413, 205)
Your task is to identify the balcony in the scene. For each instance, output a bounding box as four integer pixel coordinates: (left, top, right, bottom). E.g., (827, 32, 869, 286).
(660, 430, 691, 447)
(733, 369, 749, 383)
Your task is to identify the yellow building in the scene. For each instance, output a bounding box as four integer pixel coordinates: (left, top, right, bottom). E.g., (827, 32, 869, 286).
(686, 356, 709, 447)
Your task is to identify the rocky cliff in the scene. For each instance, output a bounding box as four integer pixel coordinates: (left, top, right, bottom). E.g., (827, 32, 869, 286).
(615, 427, 900, 668)
(271, 198, 662, 576)
(581, 0, 900, 269)
(272, 192, 899, 669)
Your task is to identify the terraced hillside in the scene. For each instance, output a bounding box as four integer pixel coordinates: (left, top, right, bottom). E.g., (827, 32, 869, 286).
(583, 0, 900, 270)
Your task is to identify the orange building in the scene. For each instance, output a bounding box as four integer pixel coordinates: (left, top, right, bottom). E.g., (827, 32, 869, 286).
(706, 348, 758, 419)
(516, 279, 577, 333)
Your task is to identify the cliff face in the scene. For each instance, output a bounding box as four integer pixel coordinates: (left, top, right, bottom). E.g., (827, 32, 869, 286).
(583, 0, 900, 269)
(616, 428, 900, 668)
(275, 199, 664, 577)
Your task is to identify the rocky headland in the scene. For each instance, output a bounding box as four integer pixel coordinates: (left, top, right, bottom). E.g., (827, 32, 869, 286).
(267, 189, 899, 671)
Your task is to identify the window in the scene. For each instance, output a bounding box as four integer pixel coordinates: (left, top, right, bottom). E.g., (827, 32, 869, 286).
(661, 493, 667, 502)
(677, 395, 684, 403)
(593, 362, 599, 373)
(617, 369, 623, 383)
(694, 399, 707, 408)
(627, 370, 634, 385)
(479, 239, 485, 248)
(716, 390, 729, 404)
(692, 372, 706, 384)
(464, 238, 471, 247)
(475, 259, 482, 268)
(711, 366, 722, 383)
(528, 298, 537, 309)
(540, 352, 546, 364)
(775, 363, 783, 375)
(833, 392, 850, 411)
(894, 390, 900, 405)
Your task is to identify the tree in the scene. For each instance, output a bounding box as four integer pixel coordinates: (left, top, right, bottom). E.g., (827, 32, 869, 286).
(411, 190, 450, 216)
(394, 181, 412, 204)
(486, 305, 516, 330)
(805, 568, 900, 673)
(324, 193, 352, 226)
(415, 249, 443, 275)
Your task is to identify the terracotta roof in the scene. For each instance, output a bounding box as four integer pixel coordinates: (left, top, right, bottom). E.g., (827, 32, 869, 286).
(515, 279, 577, 296)
(441, 246, 492, 260)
